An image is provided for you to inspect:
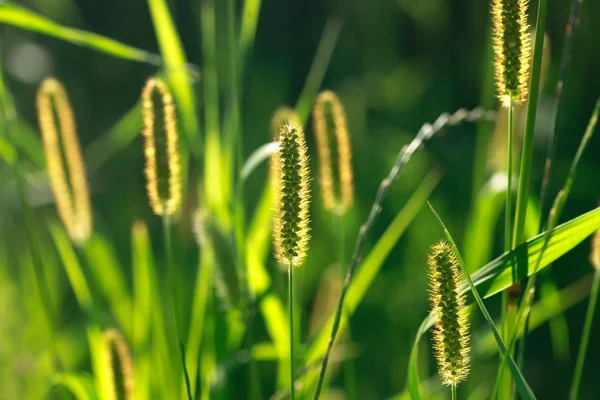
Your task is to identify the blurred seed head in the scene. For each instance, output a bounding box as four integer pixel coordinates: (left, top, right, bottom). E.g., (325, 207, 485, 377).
(591, 229, 600, 270)
(312, 91, 354, 214)
(102, 329, 133, 400)
(141, 77, 181, 216)
(37, 77, 92, 245)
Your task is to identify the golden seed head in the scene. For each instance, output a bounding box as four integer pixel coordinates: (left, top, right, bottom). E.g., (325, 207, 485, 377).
(591, 229, 600, 271)
(272, 121, 311, 268)
(312, 90, 354, 213)
(102, 329, 134, 400)
(141, 77, 181, 216)
(492, 0, 531, 106)
(37, 77, 92, 245)
(427, 240, 471, 387)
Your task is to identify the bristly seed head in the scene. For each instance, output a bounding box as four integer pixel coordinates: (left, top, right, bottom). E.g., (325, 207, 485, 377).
(492, 0, 531, 107)
(312, 90, 354, 214)
(141, 77, 181, 216)
(427, 239, 471, 387)
(102, 329, 134, 400)
(37, 77, 92, 245)
(591, 228, 600, 271)
(272, 121, 311, 268)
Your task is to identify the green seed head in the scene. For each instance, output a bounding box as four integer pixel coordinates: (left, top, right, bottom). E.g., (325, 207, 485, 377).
(427, 240, 470, 387)
(492, 0, 531, 106)
(272, 121, 311, 268)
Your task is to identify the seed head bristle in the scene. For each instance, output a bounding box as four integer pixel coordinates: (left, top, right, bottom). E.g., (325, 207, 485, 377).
(141, 77, 181, 216)
(492, 0, 531, 107)
(272, 121, 311, 268)
(37, 77, 92, 245)
(427, 239, 471, 387)
(270, 106, 301, 138)
(312, 90, 354, 213)
(102, 329, 134, 400)
(591, 229, 600, 270)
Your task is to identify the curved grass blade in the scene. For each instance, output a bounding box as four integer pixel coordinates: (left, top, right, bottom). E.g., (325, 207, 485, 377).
(0, 4, 161, 65)
(428, 202, 536, 399)
(147, 0, 200, 151)
(51, 374, 97, 400)
(240, 142, 279, 182)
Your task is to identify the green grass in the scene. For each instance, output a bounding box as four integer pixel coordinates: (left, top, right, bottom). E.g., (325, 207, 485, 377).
(0, 1, 599, 399)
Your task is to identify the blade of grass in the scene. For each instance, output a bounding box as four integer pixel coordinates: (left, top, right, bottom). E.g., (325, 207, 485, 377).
(0, 4, 162, 65)
(239, 0, 262, 68)
(295, 17, 343, 124)
(428, 202, 536, 399)
(84, 101, 142, 172)
(48, 222, 93, 313)
(51, 374, 97, 400)
(147, 0, 201, 153)
(512, 0, 548, 248)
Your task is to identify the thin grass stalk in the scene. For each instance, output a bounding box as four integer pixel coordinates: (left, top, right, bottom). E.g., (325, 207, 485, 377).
(311, 108, 495, 399)
(506, 102, 514, 253)
(289, 260, 296, 400)
(569, 269, 600, 400)
(162, 214, 192, 400)
(452, 383, 457, 400)
(511, 0, 547, 248)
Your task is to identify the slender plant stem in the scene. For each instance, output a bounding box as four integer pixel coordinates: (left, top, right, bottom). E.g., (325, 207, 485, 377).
(511, 0, 548, 249)
(312, 107, 495, 400)
(506, 101, 514, 253)
(337, 211, 356, 400)
(569, 269, 600, 400)
(163, 214, 192, 400)
(452, 382, 457, 400)
(288, 259, 296, 400)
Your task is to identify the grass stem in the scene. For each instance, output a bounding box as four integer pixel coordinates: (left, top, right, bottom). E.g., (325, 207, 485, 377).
(569, 269, 600, 400)
(452, 382, 457, 400)
(288, 259, 296, 400)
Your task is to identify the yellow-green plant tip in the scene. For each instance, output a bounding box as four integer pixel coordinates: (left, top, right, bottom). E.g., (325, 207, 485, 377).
(427, 239, 471, 386)
(272, 120, 311, 268)
(102, 329, 134, 400)
(37, 77, 92, 246)
(270, 106, 301, 138)
(591, 229, 600, 270)
(492, 0, 531, 106)
(312, 90, 354, 213)
(141, 76, 182, 216)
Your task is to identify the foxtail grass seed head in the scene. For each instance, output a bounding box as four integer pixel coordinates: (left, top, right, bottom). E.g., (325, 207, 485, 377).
(102, 329, 134, 400)
(37, 77, 92, 245)
(427, 240, 470, 387)
(141, 77, 181, 216)
(591, 229, 600, 270)
(492, 0, 531, 107)
(313, 91, 354, 213)
(272, 121, 311, 267)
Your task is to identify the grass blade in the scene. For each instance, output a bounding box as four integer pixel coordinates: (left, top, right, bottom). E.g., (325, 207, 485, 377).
(147, 0, 201, 151)
(0, 4, 161, 65)
(51, 374, 97, 400)
(428, 202, 536, 399)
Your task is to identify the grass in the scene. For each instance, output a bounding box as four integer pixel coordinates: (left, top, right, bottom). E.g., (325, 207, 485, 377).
(0, 0, 599, 399)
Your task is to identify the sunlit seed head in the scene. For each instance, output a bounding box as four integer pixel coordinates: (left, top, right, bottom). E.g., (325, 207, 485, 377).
(37, 77, 92, 245)
(492, 0, 531, 106)
(102, 329, 134, 400)
(141, 77, 181, 216)
(312, 90, 354, 214)
(272, 121, 311, 268)
(427, 239, 471, 387)
(591, 229, 600, 271)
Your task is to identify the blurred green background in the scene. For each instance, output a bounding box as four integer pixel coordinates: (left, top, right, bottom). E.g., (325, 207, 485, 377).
(1, 0, 599, 398)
